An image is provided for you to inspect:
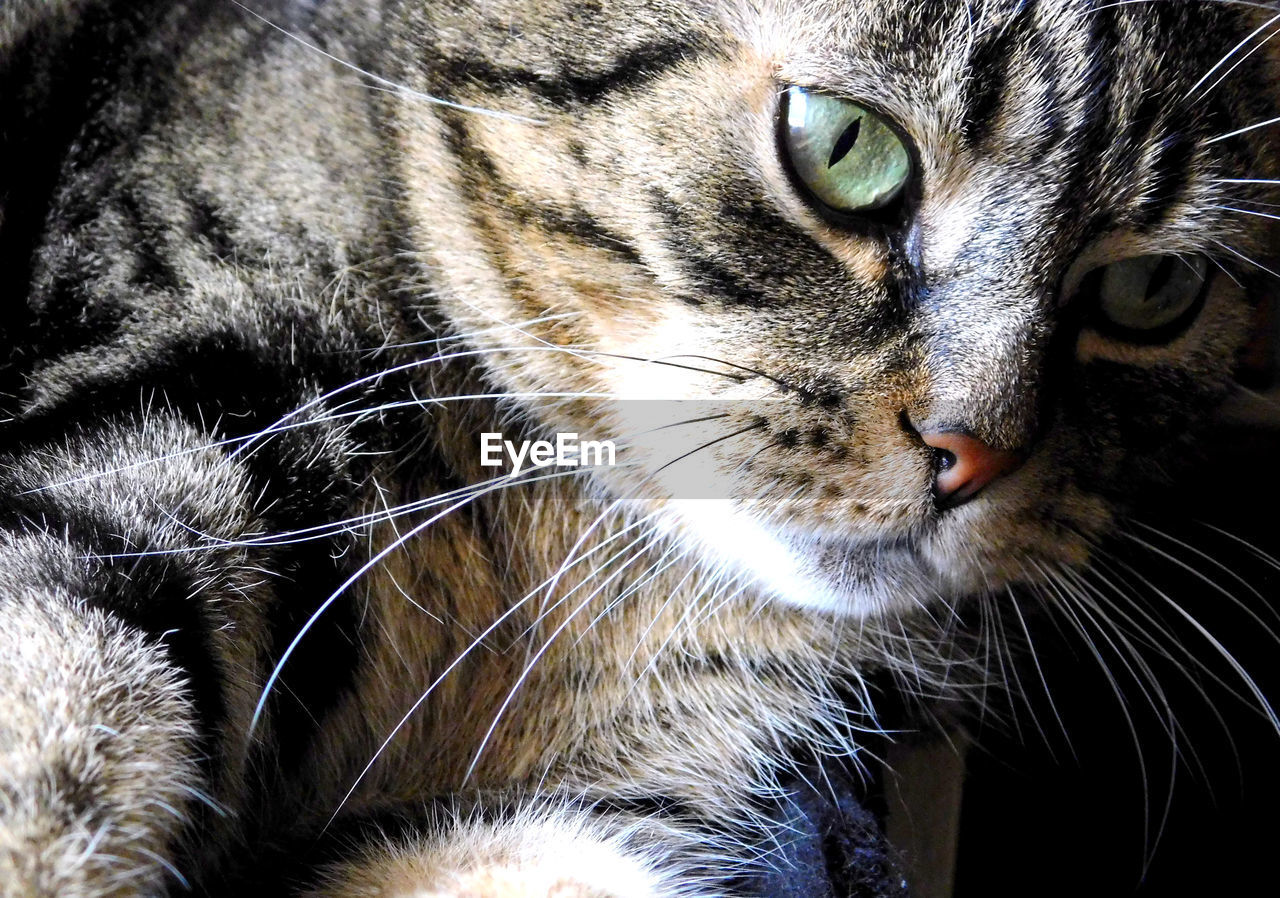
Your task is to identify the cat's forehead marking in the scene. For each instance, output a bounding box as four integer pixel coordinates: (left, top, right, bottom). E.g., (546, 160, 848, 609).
(761, 0, 1269, 283)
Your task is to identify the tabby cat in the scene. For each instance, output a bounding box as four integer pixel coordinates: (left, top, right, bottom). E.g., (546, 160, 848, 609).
(1, 0, 1277, 895)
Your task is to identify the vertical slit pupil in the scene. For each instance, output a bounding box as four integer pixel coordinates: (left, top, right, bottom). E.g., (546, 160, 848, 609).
(1144, 257, 1177, 300)
(827, 117, 863, 169)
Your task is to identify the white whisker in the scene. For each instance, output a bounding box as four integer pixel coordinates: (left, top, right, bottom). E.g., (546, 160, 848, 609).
(1185, 12, 1280, 99)
(228, 1, 546, 124)
(462, 528, 668, 785)
(249, 463, 599, 735)
(1205, 113, 1280, 145)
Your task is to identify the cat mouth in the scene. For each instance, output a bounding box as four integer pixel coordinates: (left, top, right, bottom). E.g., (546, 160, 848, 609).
(780, 530, 943, 617)
(667, 484, 1096, 617)
(804, 531, 923, 565)
(804, 529, 935, 576)
(670, 501, 941, 617)
(761, 500, 1082, 615)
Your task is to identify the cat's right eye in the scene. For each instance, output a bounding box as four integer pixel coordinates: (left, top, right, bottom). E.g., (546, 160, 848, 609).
(780, 86, 912, 218)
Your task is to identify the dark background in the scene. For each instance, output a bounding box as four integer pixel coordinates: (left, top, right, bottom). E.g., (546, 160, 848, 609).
(953, 403, 1280, 895)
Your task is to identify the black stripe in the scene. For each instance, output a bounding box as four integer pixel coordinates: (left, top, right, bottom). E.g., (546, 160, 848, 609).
(28, 260, 132, 366)
(961, 16, 1030, 148)
(10, 309, 363, 449)
(1133, 130, 1195, 229)
(536, 205, 643, 263)
(651, 190, 765, 307)
(438, 110, 642, 262)
(0, 0, 167, 416)
(428, 36, 710, 108)
(715, 192, 811, 242)
(1024, 34, 1069, 159)
(185, 189, 237, 261)
(257, 528, 362, 767)
(118, 186, 185, 292)
(1050, 9, 1121, 236)
(0, 1, 217, 417)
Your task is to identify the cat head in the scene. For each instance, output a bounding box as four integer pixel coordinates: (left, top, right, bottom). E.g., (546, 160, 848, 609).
(390, 0, 1280, 617)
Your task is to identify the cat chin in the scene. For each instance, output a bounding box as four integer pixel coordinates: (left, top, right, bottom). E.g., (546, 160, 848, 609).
(662, 499, 945, 619)
(661, 495, 1103, 620)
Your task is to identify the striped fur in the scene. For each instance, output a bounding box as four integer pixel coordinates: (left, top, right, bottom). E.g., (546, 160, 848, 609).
(1, 0, 1278, 895)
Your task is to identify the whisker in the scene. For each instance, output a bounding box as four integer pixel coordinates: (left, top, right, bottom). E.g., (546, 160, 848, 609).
(1041, 566, 1156, 851)
(1199, 520, 1280, 572)
(28, 337, 751, 496)
(570, 541, 690, 649)
(1116, 525, 1280, 645)
(622, 554, 704, 675)
(515, 524, 661, 647)
(1052, 568, 1187, 866)
(1007, 578, 1076, 759)
(1208, 203, 1280, 223)
(1210, 238, 1280, 280)
(342, 312, 585, 354)
(228, 1, 546, 124)
(1062, 563, 1226, 789)
(629, 571, 735, 697)
(248, 463, 600, 735)
(321, 516, 666, 828)
(1205, 113, 1280, 145)
(1085, 550, 1267, 728)
(462, 528, 669, 784)
(1064, 521, 1271, 721)
(1185, 11, 1280, 100)
(90, 452, 610, 557)
(655, 355, 815, 400)
(1099, 548, 1280, 735)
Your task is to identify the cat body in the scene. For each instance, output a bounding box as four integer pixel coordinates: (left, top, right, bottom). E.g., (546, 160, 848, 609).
(1, 0, 1277, 895)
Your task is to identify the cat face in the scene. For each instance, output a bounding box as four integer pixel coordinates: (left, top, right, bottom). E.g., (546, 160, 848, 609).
(392, 0, 1280, 617)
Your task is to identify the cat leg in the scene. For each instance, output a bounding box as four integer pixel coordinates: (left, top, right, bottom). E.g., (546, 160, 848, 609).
(306, 804, 706, 898)
(0, 411, 294, 895)
(0, 531, 202, 897)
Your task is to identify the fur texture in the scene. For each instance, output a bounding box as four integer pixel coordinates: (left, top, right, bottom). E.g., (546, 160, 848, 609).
(1, 0, 1278, 895)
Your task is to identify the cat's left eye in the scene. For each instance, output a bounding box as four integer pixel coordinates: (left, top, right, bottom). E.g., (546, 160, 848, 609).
(780, 86, 912, 217)
(1088, 254, 1210, 340)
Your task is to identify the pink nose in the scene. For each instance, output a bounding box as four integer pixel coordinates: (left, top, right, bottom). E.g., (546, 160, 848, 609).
(918, 430, 1024, 507)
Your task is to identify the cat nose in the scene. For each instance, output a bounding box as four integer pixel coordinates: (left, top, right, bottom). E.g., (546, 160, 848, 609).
(917, 430, 1024, 508)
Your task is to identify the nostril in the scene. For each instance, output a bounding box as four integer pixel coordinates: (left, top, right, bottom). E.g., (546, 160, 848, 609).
(916, 429, 1024, 509)
(931, 448, 957, 474)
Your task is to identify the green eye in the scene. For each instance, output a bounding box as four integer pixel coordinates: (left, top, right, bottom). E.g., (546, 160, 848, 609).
(1092, 254, 1209, 338)
(781, 85, 912, 215)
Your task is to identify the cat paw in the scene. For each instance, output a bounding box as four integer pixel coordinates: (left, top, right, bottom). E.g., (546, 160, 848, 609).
(308, 810, 681, 898)
(318, 854, 667, 898)
(416, 867, 625, 898)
